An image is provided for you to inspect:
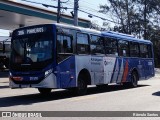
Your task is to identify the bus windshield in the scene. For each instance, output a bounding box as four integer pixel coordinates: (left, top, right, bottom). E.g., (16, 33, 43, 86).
(10, 33, 53, 71)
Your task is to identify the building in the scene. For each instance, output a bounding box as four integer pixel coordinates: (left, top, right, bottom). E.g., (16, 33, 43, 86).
(0, 0, 91, 31)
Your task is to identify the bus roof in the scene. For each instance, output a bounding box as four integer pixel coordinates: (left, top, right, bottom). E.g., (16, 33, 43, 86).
(101, 31, 152, 44)
(14, 23, 152, 44)
(55, 23, 101, 34)
(55, 23, 152, 44)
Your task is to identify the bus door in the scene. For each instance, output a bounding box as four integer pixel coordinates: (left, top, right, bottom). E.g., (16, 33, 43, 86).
(57, 57, 75, 88)
(56, 34, 74, 88)
(145, 45, 154, 78)
(143, 59, 154, 78)
(139, 59, 146, 79)
(90, 35, 105, 84)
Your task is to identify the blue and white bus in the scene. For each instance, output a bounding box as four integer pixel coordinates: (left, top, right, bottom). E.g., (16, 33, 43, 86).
(9, 23, 155, 95)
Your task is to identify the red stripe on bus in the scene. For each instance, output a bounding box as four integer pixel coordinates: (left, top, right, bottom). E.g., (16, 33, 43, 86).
(122, 60, 128, 82)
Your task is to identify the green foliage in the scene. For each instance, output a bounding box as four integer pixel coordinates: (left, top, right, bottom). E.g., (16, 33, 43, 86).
(99, 0, 160, 67)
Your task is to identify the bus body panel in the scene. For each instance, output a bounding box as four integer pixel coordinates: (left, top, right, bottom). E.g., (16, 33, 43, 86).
(56, 56, 76, 88)
(10, 56, 155, 89)
(75, 55, 117, 85)
(75, 55, 91, 84)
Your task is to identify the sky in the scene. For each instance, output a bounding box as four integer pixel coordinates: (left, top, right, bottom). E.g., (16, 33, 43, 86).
(0, 0, 111, 36)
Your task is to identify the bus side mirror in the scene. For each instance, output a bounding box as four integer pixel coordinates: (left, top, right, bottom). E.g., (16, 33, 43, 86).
(63, 40, 68, 49)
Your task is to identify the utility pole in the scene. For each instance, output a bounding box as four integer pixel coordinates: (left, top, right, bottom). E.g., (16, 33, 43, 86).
(57, 0, 61, 23)
(144, 0, 147, 39)
(74, 0, 79, 26)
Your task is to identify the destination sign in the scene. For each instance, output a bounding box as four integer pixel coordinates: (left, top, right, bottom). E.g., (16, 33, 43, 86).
(17, 27, 46, 36)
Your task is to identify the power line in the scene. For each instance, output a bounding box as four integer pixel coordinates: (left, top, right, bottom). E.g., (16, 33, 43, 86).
(66, 1, 99, 13)
(78, 9, 120, 24)
(65, 1, 113, 20)
(20, 0, 72, 9)
(20, 0, 119, 24)
(66, 2, 99, 13)
(79, 0, 99, 8)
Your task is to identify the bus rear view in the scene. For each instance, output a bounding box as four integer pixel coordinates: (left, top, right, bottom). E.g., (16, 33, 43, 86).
(9, 24, 56, 94)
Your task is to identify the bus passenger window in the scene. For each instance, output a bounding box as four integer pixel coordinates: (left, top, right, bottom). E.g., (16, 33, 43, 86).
(90, 35, 104, 54)
(130, 42, 140, 57)
(57, 34, 73, 63)
(140, 44, 148, 58)
(57, 34, 73, 53)
(104, 37, 118, 55)
(118, 40, 129, 57)
(77, 33, 89, 54)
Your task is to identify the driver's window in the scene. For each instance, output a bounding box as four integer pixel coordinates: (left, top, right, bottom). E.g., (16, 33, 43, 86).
(28, 40, 53, 62)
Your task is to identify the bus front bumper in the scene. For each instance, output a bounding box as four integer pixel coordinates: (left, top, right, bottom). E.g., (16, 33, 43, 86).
(9, 73, 57, 89)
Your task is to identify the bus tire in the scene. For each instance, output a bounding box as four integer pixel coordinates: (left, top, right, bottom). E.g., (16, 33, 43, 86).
(76, 77, 87, 96)
(129, 71, 138, 87)
(96, 84, 108, 89)
(38, 88, 52, 95)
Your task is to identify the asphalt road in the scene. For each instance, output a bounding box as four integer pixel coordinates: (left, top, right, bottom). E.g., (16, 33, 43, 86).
(0, 70, 160, 120)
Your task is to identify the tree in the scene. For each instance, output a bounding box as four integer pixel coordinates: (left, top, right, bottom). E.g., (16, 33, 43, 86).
(99, 0, 160, 67)
(99, 0, 135, 34)
(99, 0, 160, 39)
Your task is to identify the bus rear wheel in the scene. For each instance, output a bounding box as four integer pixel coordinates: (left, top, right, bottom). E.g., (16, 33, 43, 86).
(128, 72, 138, 87)
(38, 88, 52, 95)
(123, 72, 138, 88)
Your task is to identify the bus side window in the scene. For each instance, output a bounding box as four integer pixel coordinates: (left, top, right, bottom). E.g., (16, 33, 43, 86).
(57, 34, 73, 53)
(57, 34, 73, 63)
(118, 40, 129, 57)
(130, 42, 140, 57)
(90, 35, 104, 54)
(140, 44, 148, 58)
(77, 33, 89, 54)
(104, 37, 118, 56)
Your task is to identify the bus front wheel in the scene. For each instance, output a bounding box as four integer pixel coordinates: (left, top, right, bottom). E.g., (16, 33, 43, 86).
(76, 77, 87, 96)
(38, 88, 52, 95)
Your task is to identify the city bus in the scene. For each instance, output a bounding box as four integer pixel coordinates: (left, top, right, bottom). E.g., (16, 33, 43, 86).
(9, 23, 155, 95)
